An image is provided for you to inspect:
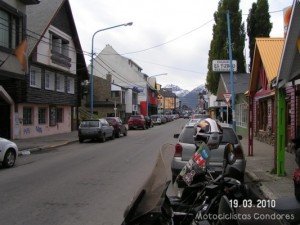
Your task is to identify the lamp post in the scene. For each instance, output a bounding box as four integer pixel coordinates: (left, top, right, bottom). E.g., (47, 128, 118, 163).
(146, 73, 167, 116)
(90, 22, 133, 118)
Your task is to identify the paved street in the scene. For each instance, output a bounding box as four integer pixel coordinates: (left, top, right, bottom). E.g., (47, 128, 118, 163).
(1, 119, 184, 225)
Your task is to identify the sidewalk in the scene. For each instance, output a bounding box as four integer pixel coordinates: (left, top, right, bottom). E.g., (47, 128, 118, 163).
(14, 131, 79, 153)
(240, 136, 297, 199)
(12, 130, 297, 200)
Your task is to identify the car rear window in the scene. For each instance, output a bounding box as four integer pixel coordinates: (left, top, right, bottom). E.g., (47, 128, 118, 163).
(221, 127, 238, 144)
(130, 116, 142, 119)
(80, 120, 99, 127)
(179, 126, 195, 144)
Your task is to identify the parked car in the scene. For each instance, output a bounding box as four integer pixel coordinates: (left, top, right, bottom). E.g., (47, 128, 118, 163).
(171, 122, 246, 183)
(144, 116, 153, 129)
(78, 118, 114, 143)
(183, 113, 190, 119)
(105, 117, 128, 138)
(0, 138, 18, 168)
(191, 113, 210, 119)
(128, 115, 146, 130)
(151, 114, 167, 125)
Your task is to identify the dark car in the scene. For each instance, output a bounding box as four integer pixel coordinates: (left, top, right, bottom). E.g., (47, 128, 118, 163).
(144, 116, 153, 129)
(78, 118, 114, 143)
(105, 117, 128, 138)
(171, 123, 246, 182)
(128, 115, 146, 130)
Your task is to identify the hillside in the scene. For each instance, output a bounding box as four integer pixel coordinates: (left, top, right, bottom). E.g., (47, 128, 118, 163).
(163, 84, 207, 109)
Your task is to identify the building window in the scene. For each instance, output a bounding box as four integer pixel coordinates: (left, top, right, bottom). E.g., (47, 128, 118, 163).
(57, 108, 63, 123)
(56, 74, 65, 92)
(23, 107, 33, 125)
(45, 70, 55, 90)
(38, 108, 47, 124)
(0, 6, 23, 50)
(50, 32, 71, 68)
(236, 103, 248, 128)
(30, 66, 42, 88)
(111, 91, 120, 98)
(66, 77, 75, 94)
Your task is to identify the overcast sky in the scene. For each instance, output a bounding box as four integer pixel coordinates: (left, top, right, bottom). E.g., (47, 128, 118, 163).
(69, 0, 293, 91)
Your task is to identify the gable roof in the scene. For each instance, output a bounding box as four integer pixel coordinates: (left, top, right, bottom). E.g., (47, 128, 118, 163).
(216, 73, 250, 101)
(276, 0, 300, 87)
(249, 38, 284, 93)
(26, 0, 88, 79)
(27, 0, 65, 54)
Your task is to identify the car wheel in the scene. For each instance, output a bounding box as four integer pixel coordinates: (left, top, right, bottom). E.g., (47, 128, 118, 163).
(116, 130, 121, 138)
(111, 133, 115, 140)
(99, 134, 106, 143)
(142, 125, 146, 130)
(3, 149, 16, 168)
(79, 138, 84, 143)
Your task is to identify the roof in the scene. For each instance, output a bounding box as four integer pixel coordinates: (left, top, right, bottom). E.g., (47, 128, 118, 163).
(26, 0, 89, 79)
(27, 0, 65, 54)
(249, 38, 285, 93)
(216, 73, 250, 101)
(276, 1, 300, 87)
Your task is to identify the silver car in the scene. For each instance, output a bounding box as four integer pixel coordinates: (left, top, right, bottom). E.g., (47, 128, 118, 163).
(172, 123, 246, 182)
(0, 138, 18, 168)
(78, 119, 114, 143)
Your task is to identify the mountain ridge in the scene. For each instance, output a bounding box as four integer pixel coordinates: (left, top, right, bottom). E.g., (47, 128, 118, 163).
(163, 84, 207, 109)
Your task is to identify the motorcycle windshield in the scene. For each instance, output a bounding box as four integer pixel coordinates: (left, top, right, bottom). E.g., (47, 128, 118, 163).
(123, 143, 175, 223)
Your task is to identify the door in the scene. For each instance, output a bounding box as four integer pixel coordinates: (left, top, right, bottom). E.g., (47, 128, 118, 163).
(0, 102, 11, 139)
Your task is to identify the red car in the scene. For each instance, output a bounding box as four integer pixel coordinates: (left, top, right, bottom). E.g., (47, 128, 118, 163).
(128, 115, 146, 130)
(105, 117, 128, 138)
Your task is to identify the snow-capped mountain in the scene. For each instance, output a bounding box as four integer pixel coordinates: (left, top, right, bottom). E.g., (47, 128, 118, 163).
(163, 84, 207, 109)
(163, 84, 189, 97)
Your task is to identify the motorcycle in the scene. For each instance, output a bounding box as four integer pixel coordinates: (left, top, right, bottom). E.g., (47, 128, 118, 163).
(172, 143, 249, 225)
(121, 142, 240, 225)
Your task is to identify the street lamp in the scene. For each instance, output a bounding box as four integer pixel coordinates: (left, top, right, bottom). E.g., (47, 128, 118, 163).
(90, 22, 133, 118)
(146, 73, 167, 116)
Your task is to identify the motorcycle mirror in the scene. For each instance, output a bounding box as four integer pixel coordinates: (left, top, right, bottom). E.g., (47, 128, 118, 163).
(224, 143, 236, 165)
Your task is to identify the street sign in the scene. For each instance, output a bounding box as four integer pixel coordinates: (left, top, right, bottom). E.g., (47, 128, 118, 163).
(223, 93, 232, 104)
(212, 60, 237, 72)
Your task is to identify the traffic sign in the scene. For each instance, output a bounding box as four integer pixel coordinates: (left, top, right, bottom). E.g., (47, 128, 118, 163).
(212, 60, 237, 72)
(223, 93, 232, 104)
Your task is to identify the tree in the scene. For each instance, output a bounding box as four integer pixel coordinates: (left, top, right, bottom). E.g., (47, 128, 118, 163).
(247, 0, 272, 71)
(206, 0, 246, 95)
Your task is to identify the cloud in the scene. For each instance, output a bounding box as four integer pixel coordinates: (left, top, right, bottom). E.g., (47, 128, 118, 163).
(70, 0, 293, 91)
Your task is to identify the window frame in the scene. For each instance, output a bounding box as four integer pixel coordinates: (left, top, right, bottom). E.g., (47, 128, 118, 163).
(66, 77, 75, 94)
(30, 66, 42, 88)
(56, 73, 65, 92)
(0, 2, 24, 51)
(38, 107, 47, 124)
(23, 107, 33, 125)
(45, 70, 55, 91)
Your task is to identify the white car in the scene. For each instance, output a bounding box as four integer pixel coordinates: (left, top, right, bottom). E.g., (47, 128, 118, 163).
(0, 138, 18, 168)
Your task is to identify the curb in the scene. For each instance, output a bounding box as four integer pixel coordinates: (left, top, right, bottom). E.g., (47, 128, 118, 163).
(19, 140, 78, 156)
(245, 170, 278, 200)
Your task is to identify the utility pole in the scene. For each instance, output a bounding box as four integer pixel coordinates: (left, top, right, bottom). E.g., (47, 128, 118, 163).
(227, 10, 236, 130)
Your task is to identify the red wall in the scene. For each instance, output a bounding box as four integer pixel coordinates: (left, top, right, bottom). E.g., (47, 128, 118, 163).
(140, 101, 147, 116)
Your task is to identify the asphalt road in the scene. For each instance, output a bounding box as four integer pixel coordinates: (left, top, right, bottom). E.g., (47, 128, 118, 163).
(0, 119, 186, 225)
